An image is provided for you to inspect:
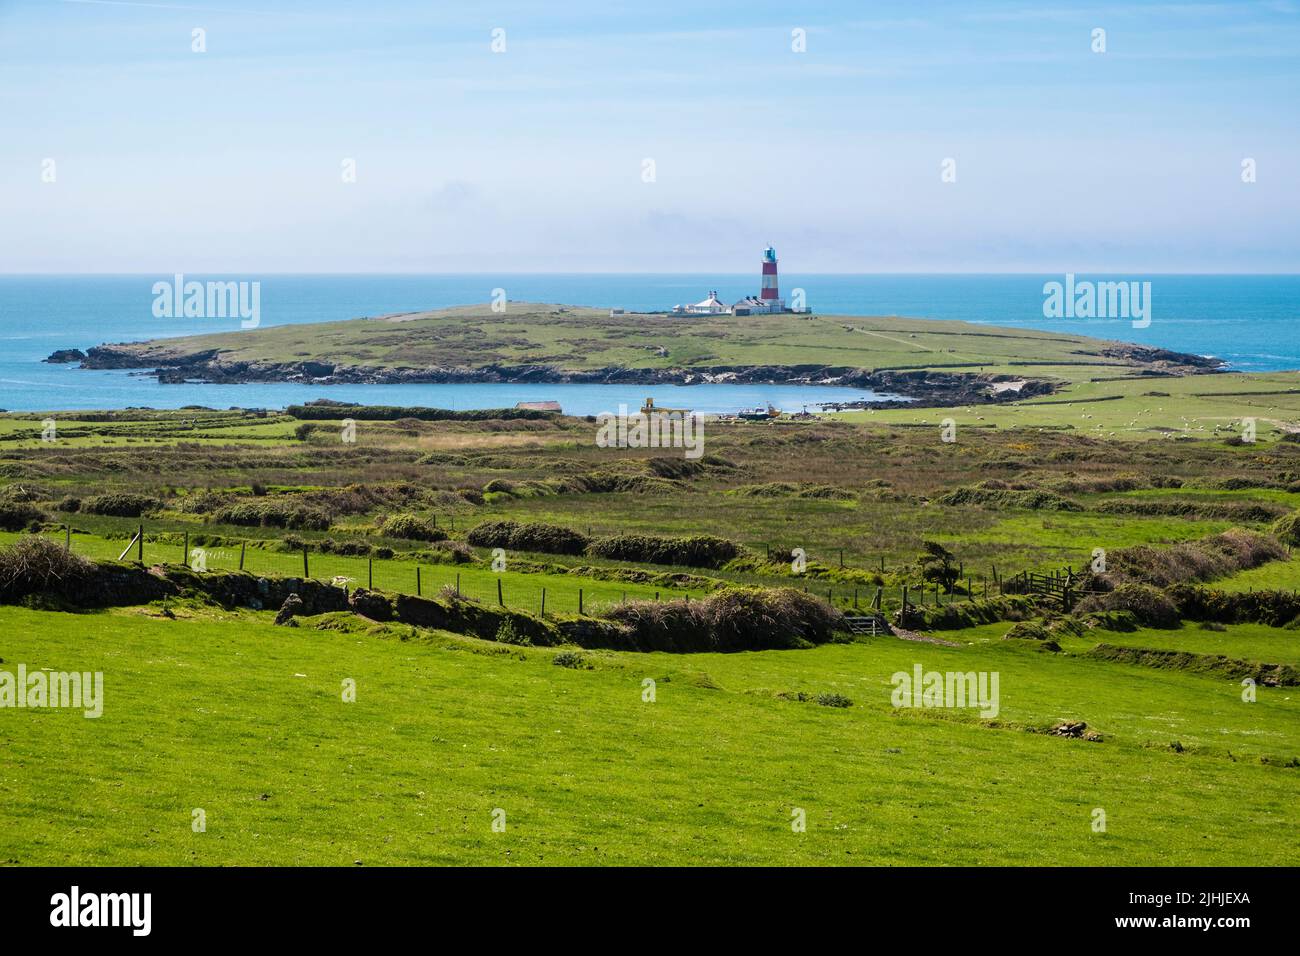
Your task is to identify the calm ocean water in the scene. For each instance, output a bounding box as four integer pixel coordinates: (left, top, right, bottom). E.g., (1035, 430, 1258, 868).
(0, 274, 1296, 413)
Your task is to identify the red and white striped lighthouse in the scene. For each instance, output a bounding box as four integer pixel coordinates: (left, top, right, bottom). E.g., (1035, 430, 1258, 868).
(760, 245, 780, 305)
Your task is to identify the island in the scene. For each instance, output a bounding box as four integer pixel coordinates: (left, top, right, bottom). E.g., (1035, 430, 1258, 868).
(67, 302, 1220, 409)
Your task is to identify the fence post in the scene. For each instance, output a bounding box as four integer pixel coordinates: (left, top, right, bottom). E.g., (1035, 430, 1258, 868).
(853, 587, 859, 608)
(455, 572, 460, 598)
(304, 547, 310, 579)
(540, 587, 546, 617)
(138, 524, 144, 564)
(182, 532, 189, 567)
(873, 587, 882, 610)
(579, 588, 584, 615)
(65, 524, 71, 551)
(416, 566, 421, 596)
(497, 577, 503, 606)
(368, 558, 373, 589)
(655, 591, 659, 601)
(239, 541, 246, 570)
(839, 549, 843, 568)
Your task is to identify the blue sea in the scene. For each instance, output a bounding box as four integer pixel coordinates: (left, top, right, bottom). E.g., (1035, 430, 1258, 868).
(0, 274, 1296, 414)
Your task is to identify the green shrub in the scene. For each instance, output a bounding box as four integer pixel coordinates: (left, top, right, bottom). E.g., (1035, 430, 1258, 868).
(815, 693, 853, 708)
(213, 501, 330, 530)
(899, 595, 1039, 631)
(1004, 620, 1053, 641)
(416, 541, 476, 564)
(466, 520, 589, 556)
(82, 493, 159, 518)
(0, 502, 45, 532)
(937, 487, 1083, 511)
(1271, 511, 1300, 547)
(1096, 499, 1286, 522)
(1094, 529, 1286, 588)
(1168, 584, 1300, 626)
(378, 513, 446, 542)
(495, 619, 531, 646)
(587, 533, 740, 569)
(1076, 583, 1180, 628)
(552, 650, 588, 668)
(601, 586, 844, 652)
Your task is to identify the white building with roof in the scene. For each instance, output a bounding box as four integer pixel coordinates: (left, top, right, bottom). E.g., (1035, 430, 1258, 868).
(672, 291, 731, 315)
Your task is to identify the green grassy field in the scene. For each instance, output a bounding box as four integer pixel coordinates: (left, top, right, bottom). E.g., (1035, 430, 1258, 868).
(2, 605, 1296, 866)
(835, 368, 1300, 439)
(81, 304, 1141, 375)
(4, 352, 1300, 868)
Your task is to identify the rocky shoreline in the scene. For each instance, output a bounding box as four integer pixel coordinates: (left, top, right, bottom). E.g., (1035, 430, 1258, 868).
(65, 340, 1223, 410)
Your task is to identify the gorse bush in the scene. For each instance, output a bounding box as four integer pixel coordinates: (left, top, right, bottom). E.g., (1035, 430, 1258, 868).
(815, 693, 853, 708)
(1096, 499, 1287, 522)
(1167, 584, 1300, 627)
(212, 501, 331, 530)
(727, 482, 855, 500)
(587, 533, 740, 569)
(1093, 529, 1286, 589)
(378, 513, 446, 542)
(0, 502, 45, 532)
(465, 520, 590, 556)
(552, 650, 588, 668)
(417, 541, 475, 564)
(937, 487, 1083, 511)
(601, 586, 845, 652)
(1075, 583, 1181, 628)
(1271, 511, 1300, 547)
(0, 535, 93, 600)
(82, 493, 159, 518)
(494, 619, 531, 646)
(176, 491, 231, 514)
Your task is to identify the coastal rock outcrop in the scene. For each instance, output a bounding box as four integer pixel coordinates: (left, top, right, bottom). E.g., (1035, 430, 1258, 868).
(44, 349, 86, 364)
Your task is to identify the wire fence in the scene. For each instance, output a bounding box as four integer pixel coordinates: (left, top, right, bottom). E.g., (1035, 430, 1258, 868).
(19, 524, 1019, 617)
(31, 526, 699, 617)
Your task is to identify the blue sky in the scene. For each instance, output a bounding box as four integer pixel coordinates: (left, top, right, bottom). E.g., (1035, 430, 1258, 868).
(1, 0, 1297, 272)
